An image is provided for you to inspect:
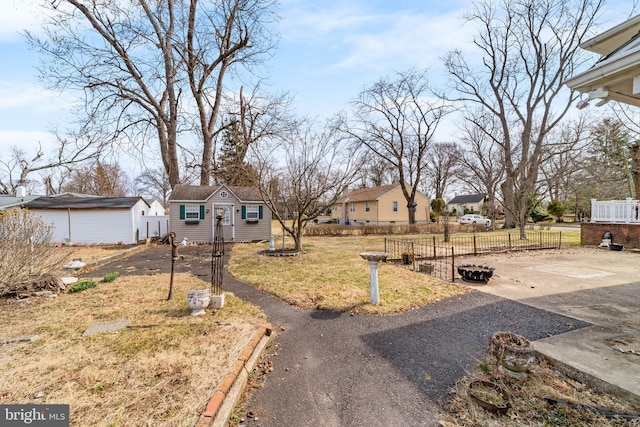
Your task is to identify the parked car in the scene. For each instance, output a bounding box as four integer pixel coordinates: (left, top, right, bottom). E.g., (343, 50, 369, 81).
(458, 214, 491, 227)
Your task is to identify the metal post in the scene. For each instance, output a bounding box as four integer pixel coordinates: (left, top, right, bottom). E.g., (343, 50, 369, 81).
(559, 231, 562, 248)
(433, 236, 436, 259)
(451, 246, 455, 282)
(473, 235, 477, 256)
(211, 214, 224, 295)
(167, 232, 178, 300)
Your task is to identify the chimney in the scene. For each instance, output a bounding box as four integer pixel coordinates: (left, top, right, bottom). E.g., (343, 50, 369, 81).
(16, 186, 26, 198)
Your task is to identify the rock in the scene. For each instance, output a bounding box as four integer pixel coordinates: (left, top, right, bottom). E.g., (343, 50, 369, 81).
(61, 277, 78, 285)
(82, 320, 130, 337)
(63, 260, 86, 269)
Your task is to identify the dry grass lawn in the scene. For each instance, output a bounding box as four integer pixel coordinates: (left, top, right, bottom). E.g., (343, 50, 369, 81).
(0, 272, 266, 427)
(229, 235, 467, 315)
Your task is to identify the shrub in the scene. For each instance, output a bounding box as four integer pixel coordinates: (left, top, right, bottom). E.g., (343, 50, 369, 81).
(103, 272, 120, 283)
(68, 280, 97, 293)
(0, 210, 67, 296)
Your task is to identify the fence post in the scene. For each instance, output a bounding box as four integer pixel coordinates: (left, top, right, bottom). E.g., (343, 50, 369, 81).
(539, 232, 542, 249)
(559, 231, 562, 248)
(384, 238, 387, 254)
(451, 246, 455, 283)
(508, 233, 512, 250)
(433, 236, 436, 259)
(473, 235, 477, 256)
(411, 242, 415, 271)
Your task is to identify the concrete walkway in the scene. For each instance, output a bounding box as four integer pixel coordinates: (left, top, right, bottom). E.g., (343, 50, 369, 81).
(459, 246, 640, 406)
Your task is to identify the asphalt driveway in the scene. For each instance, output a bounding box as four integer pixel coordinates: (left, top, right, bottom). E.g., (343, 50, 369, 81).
(85, 244, 592, 426)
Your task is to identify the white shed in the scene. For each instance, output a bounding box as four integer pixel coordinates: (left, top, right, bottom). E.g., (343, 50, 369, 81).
(25, 194, 153, 245)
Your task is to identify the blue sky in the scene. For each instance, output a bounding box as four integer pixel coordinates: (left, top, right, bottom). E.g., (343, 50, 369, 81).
(0, 0, 637, 183)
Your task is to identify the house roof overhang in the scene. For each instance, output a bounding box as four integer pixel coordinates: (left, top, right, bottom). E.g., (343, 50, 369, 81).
(566, 15, 640, 107)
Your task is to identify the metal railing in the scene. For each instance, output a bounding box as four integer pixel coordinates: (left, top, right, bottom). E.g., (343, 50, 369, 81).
(385, 231, 562, 281)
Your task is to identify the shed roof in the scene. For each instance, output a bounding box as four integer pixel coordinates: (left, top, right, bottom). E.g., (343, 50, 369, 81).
(169, 184, 262, 202)
(448, 194, 485, 204)
(25, 195, 147, 210)
(0, 194, 41, 209)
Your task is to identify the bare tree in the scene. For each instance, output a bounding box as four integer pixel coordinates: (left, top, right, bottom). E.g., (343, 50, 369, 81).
(185, 4, 278, 184)
(444, 0, 604, 238)
(341, 69, 450, 224)
(423, 142, 461, 200)
(251, 118, 361, 252)
(62, 161, 130, 196)
(215, 86, 293, 185)
(135, 167, 173, 207)
(355, 153, 396, 188)
(456, 110, 505, 222)
(27, 0, 277, 189)
(0, 131, 107, 195)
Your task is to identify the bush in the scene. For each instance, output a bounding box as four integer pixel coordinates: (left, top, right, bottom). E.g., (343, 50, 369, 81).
(547, 199, 567, 222)
(103, 272, 120, 283)
(0, 210, 67, 296)
(68, 280, 97, 293)
(530, 210, 553, 223)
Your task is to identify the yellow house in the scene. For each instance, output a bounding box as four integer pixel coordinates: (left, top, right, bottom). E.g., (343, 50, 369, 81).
(331, 183, 430, 225)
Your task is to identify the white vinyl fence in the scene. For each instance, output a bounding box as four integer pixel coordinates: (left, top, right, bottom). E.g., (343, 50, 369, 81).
(138, 216, 170, 240)
(591, 198, 640, 223)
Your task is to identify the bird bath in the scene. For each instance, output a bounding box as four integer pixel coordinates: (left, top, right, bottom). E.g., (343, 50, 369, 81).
(360, 252, 389, 304)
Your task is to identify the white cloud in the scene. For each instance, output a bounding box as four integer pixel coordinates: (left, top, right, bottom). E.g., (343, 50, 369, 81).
(0, 81, 69, 113)
(0, 0, 45, 42)
(0, 129, 57, 157)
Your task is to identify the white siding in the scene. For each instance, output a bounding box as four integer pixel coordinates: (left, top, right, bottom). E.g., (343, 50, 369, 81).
(31, 209, 137, 245)
(139, 216, 170, 239)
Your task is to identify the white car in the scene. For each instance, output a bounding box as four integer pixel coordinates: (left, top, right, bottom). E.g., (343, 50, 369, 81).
(458, 214, 491, 227)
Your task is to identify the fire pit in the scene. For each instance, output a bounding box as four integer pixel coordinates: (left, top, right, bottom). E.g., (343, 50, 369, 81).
(457, 264, 495, 283)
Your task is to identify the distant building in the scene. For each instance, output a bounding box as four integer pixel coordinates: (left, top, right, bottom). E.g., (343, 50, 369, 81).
(331, 183, 430, 225)
(447, 194, 486, 216)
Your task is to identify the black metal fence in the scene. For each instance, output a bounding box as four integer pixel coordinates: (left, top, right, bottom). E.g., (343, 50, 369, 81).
(385, 231, 562, 281)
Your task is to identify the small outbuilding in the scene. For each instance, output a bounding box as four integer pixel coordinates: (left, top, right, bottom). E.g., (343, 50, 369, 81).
(169, 184, 271, 243)
(24, 194, 159, 245)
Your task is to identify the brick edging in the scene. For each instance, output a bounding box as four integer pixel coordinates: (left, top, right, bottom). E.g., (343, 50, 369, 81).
(195, 323, 273, 427)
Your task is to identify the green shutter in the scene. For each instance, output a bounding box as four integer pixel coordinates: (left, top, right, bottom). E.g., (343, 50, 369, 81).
(241, 205, 246, 219)
(259, 205, 263, 219)
(200, 205, 205, 219)
(179, 205, 185, 219)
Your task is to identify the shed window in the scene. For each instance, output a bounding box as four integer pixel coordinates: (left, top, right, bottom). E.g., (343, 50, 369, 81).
(349, 203, 355, 213)
(392, 201, 398, 212)
(246, 206, 259, 220)
(185, 205, 200, 219)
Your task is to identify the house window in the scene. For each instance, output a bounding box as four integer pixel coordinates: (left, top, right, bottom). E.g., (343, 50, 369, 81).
(470, 206, 474, 212)
(220, 191, 228, 199)
(246, 205, 259, 220)
(185, 205, 200, 219)
(350, 203, 355, 213)
(392, 201, 398, 213)
(365, 202, 370, 212)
